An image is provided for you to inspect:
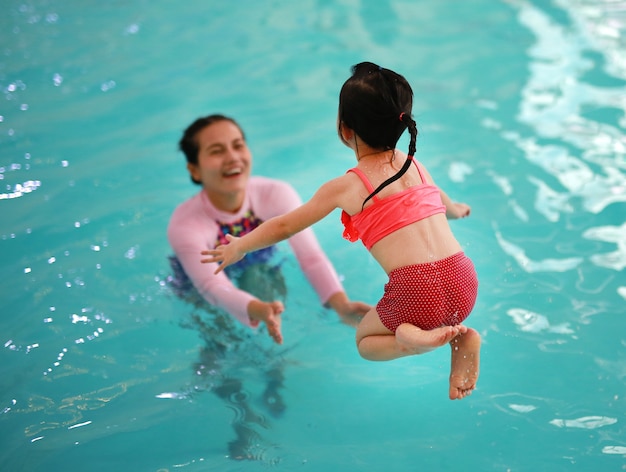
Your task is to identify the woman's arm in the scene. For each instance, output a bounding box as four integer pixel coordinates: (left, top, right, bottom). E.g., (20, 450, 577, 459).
(254, 177, 371, 320)
(168, 195, 269, 327)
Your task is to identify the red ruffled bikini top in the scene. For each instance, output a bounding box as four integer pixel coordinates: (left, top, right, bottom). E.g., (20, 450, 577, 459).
(341, 160, 446, 250)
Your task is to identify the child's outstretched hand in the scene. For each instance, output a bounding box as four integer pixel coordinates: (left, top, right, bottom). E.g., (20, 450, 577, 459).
(201, 234, 245, 274)
(446, 202, 471, 219)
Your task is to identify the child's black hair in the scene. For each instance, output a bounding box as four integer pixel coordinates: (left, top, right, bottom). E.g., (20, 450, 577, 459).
(338, 62, 418, 208)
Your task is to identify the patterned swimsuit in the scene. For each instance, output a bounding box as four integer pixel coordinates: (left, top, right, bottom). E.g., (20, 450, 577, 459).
(215, 210, 276, 279)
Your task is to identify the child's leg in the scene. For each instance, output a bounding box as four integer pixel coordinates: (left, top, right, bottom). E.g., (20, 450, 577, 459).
(356, 308, 464, 361)
(448, 328, 481, 400)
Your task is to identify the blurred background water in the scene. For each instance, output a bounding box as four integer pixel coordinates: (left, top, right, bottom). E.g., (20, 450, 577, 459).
(1, 0, 625, 470)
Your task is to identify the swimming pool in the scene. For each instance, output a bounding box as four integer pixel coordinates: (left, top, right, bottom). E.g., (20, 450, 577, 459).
(1, 0, 625, 470)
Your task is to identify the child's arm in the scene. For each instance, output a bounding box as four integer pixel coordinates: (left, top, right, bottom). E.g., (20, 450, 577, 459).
(439, 188, 471, 219)
(202, 177, 346, 273)
(419, 163, 471, 219)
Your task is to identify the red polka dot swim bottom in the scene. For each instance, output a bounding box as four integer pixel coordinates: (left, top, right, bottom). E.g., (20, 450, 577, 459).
(377, 252, 478, 332)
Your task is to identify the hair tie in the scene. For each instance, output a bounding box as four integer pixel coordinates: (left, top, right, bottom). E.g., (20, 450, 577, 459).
(399, 112, 405, 122)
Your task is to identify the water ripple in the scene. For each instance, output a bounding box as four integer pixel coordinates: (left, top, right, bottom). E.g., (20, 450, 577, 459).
(494, 226, 584, 272)
(582, 221, 626, 271)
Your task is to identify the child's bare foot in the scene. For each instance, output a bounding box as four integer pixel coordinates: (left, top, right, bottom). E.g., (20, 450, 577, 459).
(396, 323, 467, 355)
(448, 328, 481, 400)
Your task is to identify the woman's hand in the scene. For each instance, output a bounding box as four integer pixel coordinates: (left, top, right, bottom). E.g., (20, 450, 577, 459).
(326, 292, 371, 327)
(201, 234, 245, 274)
(247, 299, 284, 344)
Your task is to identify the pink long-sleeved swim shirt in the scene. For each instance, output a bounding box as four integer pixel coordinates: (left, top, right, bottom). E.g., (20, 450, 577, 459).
(167, 176, 344, 327)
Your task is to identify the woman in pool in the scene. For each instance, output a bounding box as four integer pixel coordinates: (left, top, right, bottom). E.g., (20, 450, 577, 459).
(168, 114, 370, 344)
(202, 63, 481, 400)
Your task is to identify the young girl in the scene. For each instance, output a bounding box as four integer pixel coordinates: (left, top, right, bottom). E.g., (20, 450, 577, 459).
(202, 62, 481, 400)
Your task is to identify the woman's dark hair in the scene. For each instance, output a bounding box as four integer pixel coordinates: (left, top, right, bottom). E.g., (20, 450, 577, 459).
(338, 62, 418, 207)
(178, 114, 245, 185)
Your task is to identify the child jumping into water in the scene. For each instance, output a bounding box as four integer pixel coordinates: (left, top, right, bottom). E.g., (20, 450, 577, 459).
(202, 62, 481, 400)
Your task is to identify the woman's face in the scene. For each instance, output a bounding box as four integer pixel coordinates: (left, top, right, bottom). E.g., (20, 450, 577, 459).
(187, 120, 252, 210)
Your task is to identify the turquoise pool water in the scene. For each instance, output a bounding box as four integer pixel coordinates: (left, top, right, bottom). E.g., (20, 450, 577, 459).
(1, 0, 625, 470)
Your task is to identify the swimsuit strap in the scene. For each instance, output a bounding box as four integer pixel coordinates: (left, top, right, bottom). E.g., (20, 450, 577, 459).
(347, 168, 379, 200)
(414, 159, 427, 183)
(349, 161, 425, 200)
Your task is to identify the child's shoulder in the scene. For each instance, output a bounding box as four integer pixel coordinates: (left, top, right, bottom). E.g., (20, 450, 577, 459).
(328, 170, 361, 187)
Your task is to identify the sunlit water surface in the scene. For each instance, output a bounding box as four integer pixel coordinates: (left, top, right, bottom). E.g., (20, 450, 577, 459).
(1, 1, 625, 471)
